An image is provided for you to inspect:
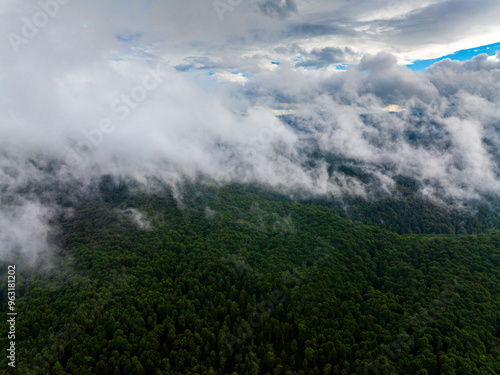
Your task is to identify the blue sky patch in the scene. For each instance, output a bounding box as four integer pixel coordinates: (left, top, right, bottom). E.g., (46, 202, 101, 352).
(407, 41, 500, 71)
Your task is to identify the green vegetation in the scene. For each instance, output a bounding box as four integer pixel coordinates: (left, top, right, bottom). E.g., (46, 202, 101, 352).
(1, 183, 499, 374)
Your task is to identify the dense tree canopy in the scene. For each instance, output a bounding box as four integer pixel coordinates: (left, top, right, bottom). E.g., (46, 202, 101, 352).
(1, 183, 499, 374)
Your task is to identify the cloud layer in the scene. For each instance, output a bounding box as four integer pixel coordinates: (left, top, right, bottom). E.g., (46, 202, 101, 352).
(1, 0, 500, 261)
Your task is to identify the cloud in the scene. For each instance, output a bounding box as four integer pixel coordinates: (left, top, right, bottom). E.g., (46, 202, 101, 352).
(211, 71, 249, 83)
(295, 46, 356, 69)
(259, 0, 298, 19)
(3, 51, 500, 203)
(0, 201, 57, 264)
(116, 208, 152, 230)
(380, 0, 500, 57)
(2, 1, 500, 261)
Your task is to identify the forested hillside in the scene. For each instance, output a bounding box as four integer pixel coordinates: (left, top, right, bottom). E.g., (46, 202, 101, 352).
(1, 183, 499, 374)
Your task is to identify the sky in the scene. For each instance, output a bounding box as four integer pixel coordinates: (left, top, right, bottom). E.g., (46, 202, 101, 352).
(1, 0, 500, 261)
(408, 42, 500, 71)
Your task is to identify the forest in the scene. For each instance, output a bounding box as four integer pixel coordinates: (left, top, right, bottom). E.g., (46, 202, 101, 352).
(1, 181, 499, 374)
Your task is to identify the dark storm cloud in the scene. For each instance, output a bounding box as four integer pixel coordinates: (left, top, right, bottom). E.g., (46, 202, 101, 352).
(284, 23, 354, 39)
(295, 46, 356, 68)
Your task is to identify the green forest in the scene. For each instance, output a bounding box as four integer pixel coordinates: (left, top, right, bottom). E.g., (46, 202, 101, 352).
(1, 182, 499, 374)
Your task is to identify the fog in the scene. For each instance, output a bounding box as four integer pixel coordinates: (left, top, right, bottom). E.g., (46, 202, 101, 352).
(1, 0, 500, 260)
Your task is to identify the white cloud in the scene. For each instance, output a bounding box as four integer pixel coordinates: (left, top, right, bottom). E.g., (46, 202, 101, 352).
(2, 1, 500, 260)
(211, 71, 248, 84)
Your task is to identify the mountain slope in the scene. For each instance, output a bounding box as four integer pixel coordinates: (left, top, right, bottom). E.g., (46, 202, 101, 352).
(1, 184, 499, 374)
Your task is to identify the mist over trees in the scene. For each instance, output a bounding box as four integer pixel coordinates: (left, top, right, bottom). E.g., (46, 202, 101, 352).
(1, 183, 499, 374)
